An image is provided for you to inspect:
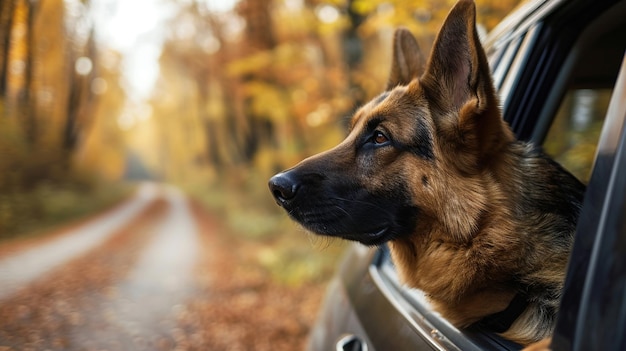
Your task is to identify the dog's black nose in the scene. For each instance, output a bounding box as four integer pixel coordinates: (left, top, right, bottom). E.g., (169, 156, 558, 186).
(269, 172, 299, 206)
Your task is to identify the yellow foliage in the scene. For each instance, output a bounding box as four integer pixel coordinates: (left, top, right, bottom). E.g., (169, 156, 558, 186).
(354, 0, 522, 38)
(227, 50, 275, 77)
(227, 43, 313, 78)
(351, 0, 380, 15)
(5, 0, 30, 101)
(244, 81, 290, 123)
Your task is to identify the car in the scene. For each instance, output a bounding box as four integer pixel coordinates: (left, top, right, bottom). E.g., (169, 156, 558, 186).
(307, 0, 626, 350)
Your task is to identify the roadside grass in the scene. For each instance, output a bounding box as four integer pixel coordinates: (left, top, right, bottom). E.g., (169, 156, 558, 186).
(0, 180, 134, 242)
(186, 175, 347, 287)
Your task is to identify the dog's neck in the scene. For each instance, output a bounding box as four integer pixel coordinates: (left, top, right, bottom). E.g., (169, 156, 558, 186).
(386, 141, 538, 325)
(387, 219, 522, 327)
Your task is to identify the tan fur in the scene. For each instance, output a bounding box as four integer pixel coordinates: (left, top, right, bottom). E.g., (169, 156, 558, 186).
(522, 338, 553, 351)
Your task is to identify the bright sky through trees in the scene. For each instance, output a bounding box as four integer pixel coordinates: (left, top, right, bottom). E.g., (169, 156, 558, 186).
(89, 0, 239, 102)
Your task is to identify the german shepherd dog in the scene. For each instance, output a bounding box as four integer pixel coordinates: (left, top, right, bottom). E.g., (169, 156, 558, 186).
(269, 0, 584, 346)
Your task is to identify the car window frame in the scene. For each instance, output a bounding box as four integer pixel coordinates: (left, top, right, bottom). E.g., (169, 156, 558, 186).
(529, 0, 626, 145)
(551, 53, 626, 351)
(503, 0, 622, 140)
(498, 24, 541, 112)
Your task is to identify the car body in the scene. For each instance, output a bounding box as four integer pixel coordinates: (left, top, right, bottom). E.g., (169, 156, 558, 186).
(307, 0, 626, 350)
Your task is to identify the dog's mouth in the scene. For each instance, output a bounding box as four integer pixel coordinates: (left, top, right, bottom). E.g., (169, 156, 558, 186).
(323, 225, 392, 246)
(290, 211, 395, 246)
(344, 227, 392, 245)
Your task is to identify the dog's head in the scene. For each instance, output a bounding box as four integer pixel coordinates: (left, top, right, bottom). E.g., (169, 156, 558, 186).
(269, 0, 514, 246)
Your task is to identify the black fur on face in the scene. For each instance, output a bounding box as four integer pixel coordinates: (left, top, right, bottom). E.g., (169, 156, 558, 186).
(270, 163, 420, 246)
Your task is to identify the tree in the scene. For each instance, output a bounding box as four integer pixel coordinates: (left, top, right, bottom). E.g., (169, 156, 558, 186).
(0, 0, 102, 189)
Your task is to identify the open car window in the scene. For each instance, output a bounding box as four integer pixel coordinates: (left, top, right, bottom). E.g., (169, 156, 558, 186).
(534, 1, 626, 181)
(542, 88, 612, 183)
(539, 1, 626, 182)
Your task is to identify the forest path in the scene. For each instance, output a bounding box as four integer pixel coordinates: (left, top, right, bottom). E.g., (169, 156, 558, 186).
(0, 183, 160, 301)
(0, 182, 324, 351)
(0, 183, 206, 349)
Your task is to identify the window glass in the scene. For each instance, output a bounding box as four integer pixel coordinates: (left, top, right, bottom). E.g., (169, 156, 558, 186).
(542, 88, 612, 183)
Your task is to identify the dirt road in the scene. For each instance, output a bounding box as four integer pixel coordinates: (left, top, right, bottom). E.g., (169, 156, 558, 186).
(0, 183, 326, 351)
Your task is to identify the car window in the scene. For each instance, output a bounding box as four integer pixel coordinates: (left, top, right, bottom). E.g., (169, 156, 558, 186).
(538, 3, 626, 183)
(542, 88, 612, 183)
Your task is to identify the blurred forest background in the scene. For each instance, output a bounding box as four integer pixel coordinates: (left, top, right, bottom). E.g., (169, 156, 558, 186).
(0, 0, 523, 281)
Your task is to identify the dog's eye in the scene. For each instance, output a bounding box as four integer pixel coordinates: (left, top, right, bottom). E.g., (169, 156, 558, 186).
(373, 131, 389, 145)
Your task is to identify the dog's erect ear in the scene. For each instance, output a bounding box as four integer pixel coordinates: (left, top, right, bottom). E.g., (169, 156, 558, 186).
(422, 0, 494, 112)
(422, 0, 512, 164)
(387, 28, 425, 90)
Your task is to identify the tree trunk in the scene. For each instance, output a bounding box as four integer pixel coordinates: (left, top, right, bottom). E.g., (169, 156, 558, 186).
(236, 0, 277, 163)
(0, 0, 16, 98)
(342, 0, 366, 107)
